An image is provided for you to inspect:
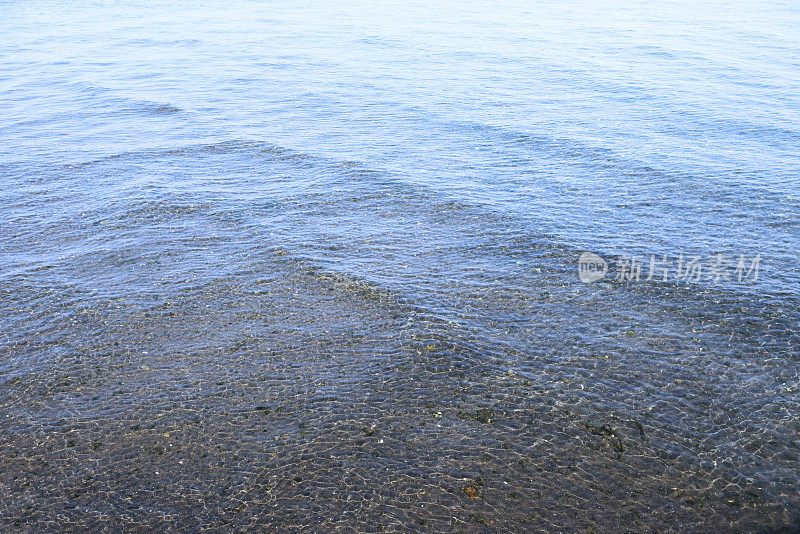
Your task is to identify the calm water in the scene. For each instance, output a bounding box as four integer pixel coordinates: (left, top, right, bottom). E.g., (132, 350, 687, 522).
(1, 0, 799, 531)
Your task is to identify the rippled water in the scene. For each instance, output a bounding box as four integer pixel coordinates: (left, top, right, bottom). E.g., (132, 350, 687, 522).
(1, 0, 799, 531)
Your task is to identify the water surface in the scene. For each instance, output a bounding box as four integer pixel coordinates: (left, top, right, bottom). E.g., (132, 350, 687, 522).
(1, 0, 799, 531)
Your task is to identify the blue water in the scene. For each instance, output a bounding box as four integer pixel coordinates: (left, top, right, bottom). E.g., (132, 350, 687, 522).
(1, 0, 799, 531)
(3, 0, 800, 294)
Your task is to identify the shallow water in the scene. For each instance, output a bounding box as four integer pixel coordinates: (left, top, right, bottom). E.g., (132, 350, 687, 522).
(1, 0, 799, 532)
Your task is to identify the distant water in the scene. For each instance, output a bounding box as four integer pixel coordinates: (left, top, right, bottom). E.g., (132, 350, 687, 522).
(1, 1, 799, 531)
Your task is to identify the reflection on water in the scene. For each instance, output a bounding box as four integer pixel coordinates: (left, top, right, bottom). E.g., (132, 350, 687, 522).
(1, 0, 799, 531)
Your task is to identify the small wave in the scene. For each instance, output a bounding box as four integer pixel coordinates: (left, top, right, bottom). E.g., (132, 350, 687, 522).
(149, 103, 181, 115)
